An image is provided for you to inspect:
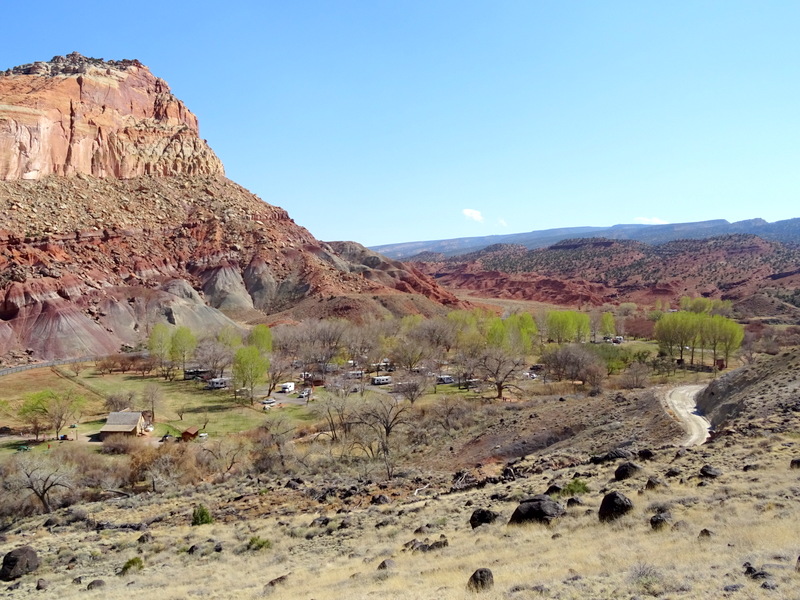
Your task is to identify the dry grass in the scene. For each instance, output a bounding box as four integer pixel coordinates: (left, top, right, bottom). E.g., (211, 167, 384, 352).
(4, 429, 800, 599)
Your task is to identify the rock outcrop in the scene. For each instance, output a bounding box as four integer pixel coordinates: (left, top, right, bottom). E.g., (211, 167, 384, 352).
(0, 55, 461, 362)
(0, 52, 223, 180)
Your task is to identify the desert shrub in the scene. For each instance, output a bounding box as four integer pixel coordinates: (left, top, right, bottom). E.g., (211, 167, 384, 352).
(191, 504, 213, 526)
(120, 556, 144, 575)
(559, 478, 590, 496)
(246, 536, 272, 552)
(101, 434, 147, 455)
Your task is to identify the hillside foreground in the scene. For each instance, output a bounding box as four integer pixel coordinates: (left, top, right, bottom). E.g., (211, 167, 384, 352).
(3, 351, 800, 599)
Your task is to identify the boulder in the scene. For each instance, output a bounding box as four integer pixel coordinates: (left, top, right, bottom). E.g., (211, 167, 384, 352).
(469, 508, 500, 529)
(790, 458, 800, 469)
(508, 495, 565, 525)
(467, 568, 494, 592)
(377, 559, 395, 571)
(598, 491, 633, 522)
(614, 461, 640, 481)
(699, 465, 723, 479)
(650, 512, 672, 530)
(645, 475, 666, 490)
(0, 546, 39, 581)
(87, 579, 106, 590)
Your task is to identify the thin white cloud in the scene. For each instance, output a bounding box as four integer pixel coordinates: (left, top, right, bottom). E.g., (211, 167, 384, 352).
(463, 208, 484, 222)
(634, 217, 669, 225)
(498, 218, 508, 227)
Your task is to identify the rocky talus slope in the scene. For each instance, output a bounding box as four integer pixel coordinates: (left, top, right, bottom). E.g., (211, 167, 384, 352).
(0, 55, 460, 361)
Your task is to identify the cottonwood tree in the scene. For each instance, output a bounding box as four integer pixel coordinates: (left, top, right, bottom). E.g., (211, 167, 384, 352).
(106, 390, 137, 413)
(45, 390, 85, 440)
(248, 324, 273, 355)
(170, 326, 197, 375)
(392, 375, 428, 405)
(148, 323, 174, 379)
(232, 345, 269, 402)
(17, 393, 49, 441)
(141, 384, 164, 424)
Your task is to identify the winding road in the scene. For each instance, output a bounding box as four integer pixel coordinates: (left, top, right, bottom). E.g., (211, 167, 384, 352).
(664, 384, 710, 446)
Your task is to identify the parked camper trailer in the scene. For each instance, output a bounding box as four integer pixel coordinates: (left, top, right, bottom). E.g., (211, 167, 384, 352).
(206, 377, 230, 390)
(371, 375, 392, 385)
(436, 375, 454, 385)
(280, 382, 295, 393)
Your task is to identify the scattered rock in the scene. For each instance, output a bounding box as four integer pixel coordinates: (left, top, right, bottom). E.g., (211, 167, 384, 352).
(377, 559, 395, 571)
(371, 494, 391, 505)
(264, 573, 290, 593)
(614, 461, 640, 481)
(508, 495, 566, 525)
(700, 465, 723, 478)
(0, 546, 39, 581)
(566, 497, 584, 507)
(698, 528, 715, 538)
(137, 532, 153, 544)
(87, 579, 106, 590)
(723, 583, 743, 592)
(665, 467, 682, 478)
(650, 512, 672, 530)
(645, 475, 665, 490)
(35, 578, 48, 590)
(638, 449, 655, 460)
(598, 491, 633, 522)
(469, 508, 500, 529)
(467, 568, 494, 592)
(790, 458, 800, 470)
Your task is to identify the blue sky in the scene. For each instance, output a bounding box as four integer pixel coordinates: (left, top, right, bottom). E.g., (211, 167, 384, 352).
(3, 1, 800, 246)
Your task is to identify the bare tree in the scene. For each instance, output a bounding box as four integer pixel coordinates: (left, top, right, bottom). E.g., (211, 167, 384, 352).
(106, 390, 137, 413)
(141, 384, 164, 425)
(476, 346, 527, 399)
(392, 375, 428, 405)
(431, 395, 469, 434)
(356, 395, 411, 479)
(11, 454, 73, 513)
(202, 437, 250, 475)
(620, 363, 650, 389)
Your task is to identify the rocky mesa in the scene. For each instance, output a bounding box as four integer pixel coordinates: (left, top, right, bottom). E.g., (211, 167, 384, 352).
(0, 54, 460, 362)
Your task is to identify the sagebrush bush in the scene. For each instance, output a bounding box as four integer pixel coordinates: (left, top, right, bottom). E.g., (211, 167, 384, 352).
(191, 504, 213, 526)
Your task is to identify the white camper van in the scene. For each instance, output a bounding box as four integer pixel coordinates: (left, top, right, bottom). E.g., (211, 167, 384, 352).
(436, 375, 454, 385)
(280, 382, 295, 393)
(371, 375, 392, 385)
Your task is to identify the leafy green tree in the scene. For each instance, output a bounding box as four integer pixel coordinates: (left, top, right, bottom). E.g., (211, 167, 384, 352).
(148, 323, 173, 378)
(232, 345, 269, 402)
(546, 311, 576, 344)
(18, 393, 49, 441)
(170, 326, 197, 374)
(600, 312, 616, 338)
(248, 324, 273, 355)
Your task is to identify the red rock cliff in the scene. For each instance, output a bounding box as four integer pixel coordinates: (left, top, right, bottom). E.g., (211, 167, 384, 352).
(0, 52, 223, 180)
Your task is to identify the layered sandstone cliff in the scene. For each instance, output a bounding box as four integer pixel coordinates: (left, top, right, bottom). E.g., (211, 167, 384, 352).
(0, 54, 460, 362)
(0, 52, 223, 180)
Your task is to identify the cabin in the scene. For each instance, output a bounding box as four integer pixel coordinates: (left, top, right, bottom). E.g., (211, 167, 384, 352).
(99, 410, 145, 441)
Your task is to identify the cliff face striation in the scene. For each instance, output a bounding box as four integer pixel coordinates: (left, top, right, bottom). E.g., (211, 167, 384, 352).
(0, 52, 223, 180)
(0, 54, 460, 362)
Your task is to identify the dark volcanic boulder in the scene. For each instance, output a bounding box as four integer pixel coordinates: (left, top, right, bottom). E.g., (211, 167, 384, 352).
(508, 495, 565, 525)
(614, 461, 641, 481)
(598, 491, 633, 522)
(699, 465, 723, 479)
(469, 508, 500, 529)
(467, 568, 494, 592)
(0, 546, 39, 581)
(590, 447, 635, 464)
(790, 458, 800, 469)
(650, 512, 672, 530)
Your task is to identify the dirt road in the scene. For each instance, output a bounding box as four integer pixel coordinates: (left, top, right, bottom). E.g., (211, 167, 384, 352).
(664, 384, 710, 446)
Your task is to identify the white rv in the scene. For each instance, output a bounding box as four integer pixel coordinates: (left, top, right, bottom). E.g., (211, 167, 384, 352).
(280, 382, 295, 393)
(371, 375, 392, 385)
(436, 375, 454, 385)
(206, 377, 230, 390)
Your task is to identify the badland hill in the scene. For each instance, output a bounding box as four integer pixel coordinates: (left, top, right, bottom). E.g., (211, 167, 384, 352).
(412, 236, 800, 320)
(0, 53, 460, 361)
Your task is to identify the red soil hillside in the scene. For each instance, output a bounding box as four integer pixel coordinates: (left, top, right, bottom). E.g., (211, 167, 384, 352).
(0, 54, 461, 362)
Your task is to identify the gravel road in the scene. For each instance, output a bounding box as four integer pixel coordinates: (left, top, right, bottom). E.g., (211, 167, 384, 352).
(664, 384, 710, 446)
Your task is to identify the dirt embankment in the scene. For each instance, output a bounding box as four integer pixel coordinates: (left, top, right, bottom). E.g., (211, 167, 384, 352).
(696, 348, 800, 430)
